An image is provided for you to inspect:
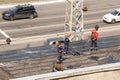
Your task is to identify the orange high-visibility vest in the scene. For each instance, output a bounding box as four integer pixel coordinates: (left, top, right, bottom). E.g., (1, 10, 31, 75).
(90, 30, 98, 40)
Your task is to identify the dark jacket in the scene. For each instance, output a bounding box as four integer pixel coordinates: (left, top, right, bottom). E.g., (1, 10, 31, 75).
(57, 45, 63, 53)
(64, 37, 70, 45)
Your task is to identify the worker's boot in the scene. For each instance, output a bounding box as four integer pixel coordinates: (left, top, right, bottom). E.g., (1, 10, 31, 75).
(90, 47, 93, 51)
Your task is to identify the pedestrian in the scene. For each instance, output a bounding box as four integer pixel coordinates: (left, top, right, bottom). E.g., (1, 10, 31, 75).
(64, 32, 71, 54)
(52, 60, 66, 72)
(90, 25, 99, 51)
(55, 41, 64, 61)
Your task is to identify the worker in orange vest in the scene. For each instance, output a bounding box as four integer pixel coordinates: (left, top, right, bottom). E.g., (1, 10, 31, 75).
(90, 25, 99, 51)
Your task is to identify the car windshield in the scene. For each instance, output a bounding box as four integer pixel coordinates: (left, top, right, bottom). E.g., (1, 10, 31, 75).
(111, 10, 119, 16)
(9, 6, 17, 12)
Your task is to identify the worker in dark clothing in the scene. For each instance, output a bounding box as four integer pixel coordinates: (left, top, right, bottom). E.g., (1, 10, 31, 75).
(52, 60, 66, 72)
(90, 25, 99, 51)
(56, 41, 64, 61)
(64, 32, 71, 54)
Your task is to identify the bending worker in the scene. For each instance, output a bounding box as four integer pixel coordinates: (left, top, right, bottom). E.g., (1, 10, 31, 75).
(52, 60, 66, 72)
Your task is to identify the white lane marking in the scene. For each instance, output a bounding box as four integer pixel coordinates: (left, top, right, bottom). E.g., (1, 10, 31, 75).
(0, 26, 119, 45)
(0, 17, 117, 35)
(5, 24, 64, 33)
(5, 24, 120, 44)
(0, 0, 65, 9)
(0, 15, 100, 28)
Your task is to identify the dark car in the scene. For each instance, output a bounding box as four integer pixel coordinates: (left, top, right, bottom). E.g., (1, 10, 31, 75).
(2, 4, 38, 21)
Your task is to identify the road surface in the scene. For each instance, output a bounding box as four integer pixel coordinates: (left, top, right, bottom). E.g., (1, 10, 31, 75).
(0, 0, 120, 80)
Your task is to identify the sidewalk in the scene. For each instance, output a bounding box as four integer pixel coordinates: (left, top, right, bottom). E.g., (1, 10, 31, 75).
(0, 0, 65, 9)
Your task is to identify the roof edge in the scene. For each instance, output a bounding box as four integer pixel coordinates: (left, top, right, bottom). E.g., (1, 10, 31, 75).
(10, 62, 120, 80)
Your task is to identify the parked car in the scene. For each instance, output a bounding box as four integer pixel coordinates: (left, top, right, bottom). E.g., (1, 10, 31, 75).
(2, 4, 38, 21)
(103, 8, 120, 23)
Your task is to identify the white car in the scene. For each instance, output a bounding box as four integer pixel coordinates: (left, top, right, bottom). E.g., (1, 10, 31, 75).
(103, 8, 120, 23)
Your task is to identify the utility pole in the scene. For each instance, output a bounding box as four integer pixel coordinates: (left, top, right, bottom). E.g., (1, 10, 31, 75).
(65, 0, 84, 41)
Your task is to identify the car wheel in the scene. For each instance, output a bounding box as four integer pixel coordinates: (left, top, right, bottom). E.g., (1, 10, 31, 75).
(111, 19, 116, 23)
(34, 12, 38, 17)
(30, 14, 34, 19)
(9, 16, 14, 21)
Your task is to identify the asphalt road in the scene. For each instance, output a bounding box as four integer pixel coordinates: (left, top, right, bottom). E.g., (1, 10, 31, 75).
(0, 0, 120, 39)
(0, 0, 120, 52)
(0, 1, 120, 79)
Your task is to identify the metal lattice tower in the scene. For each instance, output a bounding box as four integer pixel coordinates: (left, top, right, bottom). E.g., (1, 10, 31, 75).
(65, 0, 84, 41)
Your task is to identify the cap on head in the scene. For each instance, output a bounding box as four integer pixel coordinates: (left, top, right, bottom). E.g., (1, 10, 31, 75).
(94, 25, 99, 31)
(55, 41, 60, 46)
